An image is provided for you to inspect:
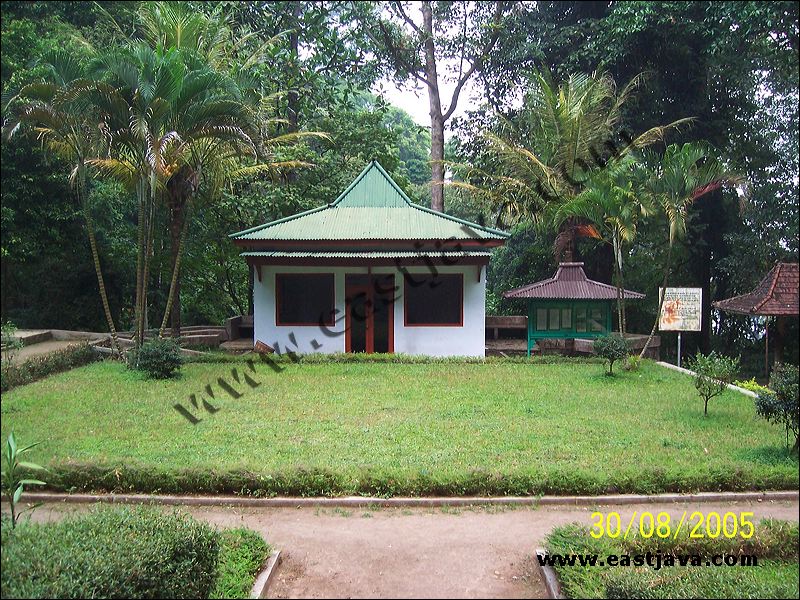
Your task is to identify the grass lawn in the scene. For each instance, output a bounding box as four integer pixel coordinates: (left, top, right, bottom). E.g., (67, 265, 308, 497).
(1, 358, 797, 495)
(545, 520, 799, 598)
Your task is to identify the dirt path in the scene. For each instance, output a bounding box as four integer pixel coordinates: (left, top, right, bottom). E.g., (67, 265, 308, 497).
(21, 498, 799, 599)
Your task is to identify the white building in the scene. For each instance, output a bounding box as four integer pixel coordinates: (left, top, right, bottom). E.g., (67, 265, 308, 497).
(230, 161, 509, 357)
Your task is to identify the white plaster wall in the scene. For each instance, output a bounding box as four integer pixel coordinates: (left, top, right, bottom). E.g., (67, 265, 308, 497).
(252, 264, 486, 357)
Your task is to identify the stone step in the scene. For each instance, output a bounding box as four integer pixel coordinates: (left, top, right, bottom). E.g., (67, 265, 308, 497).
(13, 330, 54, 347)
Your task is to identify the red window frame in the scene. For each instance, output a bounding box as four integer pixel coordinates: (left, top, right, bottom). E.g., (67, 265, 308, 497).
(275, 272, 336, 326)
(403, 273, 464, 327)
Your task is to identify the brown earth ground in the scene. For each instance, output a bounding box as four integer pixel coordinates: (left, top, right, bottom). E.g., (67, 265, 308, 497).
(12, 498, 799, 598)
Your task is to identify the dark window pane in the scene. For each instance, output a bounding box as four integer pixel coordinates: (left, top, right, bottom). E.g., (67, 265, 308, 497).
(561, 308, 572, 329)
(404, 274, 462, 326)
(276, 273, 335, 325)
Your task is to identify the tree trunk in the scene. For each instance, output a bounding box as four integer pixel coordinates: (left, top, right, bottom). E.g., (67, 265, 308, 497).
(287, 1, 301, 134)
(613, 236, 623, 335)
(134, 179, 146, 347)
(639, 242, 673, 359)
(421, 1, 445, 212)
(159, 202, 190, 339)
(77, 170, 121, 354)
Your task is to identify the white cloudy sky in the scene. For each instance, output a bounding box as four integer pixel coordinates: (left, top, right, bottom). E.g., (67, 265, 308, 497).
(373, 74, 486, 130)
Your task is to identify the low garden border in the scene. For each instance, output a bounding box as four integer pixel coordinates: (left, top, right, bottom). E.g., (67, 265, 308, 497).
(19, 490, 799, 508)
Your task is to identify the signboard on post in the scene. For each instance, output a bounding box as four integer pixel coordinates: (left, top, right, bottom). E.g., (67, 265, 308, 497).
(659, 287, 702, 331)
(659, 287, 702, 368)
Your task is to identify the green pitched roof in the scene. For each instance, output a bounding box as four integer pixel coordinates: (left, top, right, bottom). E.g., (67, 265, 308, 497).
(231, 161, 509, 242)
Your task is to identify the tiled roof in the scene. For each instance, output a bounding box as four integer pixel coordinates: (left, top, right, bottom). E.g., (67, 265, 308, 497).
(503, 262, 646, 300)
(230, 161, 509, 242)
(713, 263, 799, 316)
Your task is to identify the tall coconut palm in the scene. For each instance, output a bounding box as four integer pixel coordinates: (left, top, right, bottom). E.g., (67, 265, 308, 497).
(637, 142, 744, 359)
(551, 156, 653, 335)
(4, 50, 122, 354)
(455, 70, 692, 261)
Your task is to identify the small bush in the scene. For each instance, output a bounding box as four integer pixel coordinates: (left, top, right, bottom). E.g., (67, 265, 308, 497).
(0, 343, 98, 392)
(211, 528, 270, 599)
(0, 506, 219, 598)
(755, 363, 799, 453)
(624, 355, 642, 372)
(593, 334, 629, 375)
(687, 351, 738, 416)
(128, 338, 183, 379)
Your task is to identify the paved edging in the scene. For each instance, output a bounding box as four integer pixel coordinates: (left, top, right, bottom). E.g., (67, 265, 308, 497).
(18, 490, 799, 508)
(655, 360, 758, 398)
(249, 551, 281, 599)
(536, 548, 564, 600)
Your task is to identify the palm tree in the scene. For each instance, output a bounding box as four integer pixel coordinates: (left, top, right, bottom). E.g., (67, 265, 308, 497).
(455, 70, 692, 261)
(88, 43, 259, 345)
(551, 156, 652, 335)
(637, 142, 743, 359)
(123, 2, 302, 339)
(4, 50, 122, 354)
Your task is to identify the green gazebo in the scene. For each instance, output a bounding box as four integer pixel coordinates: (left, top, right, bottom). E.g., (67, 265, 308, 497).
(504, 262, 645, 356)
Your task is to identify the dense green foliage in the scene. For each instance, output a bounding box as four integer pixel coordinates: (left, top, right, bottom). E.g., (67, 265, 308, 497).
(0, 506, 220, 599)
(128, 338, 183, 379)
(1, 360, 796, 496)
(755, 363, 800, 452)
(0, 342, 98, 392)
(210, 528, 271, 599)
(592, 334, 630, 376)
(546, 520, 800, 599)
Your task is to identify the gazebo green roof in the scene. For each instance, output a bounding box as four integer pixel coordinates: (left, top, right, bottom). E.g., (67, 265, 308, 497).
(230, 161, 509, 243)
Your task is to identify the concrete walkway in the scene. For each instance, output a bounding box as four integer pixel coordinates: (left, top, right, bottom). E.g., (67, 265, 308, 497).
(2, 339, 80, 364)
(20, 497, 799, 599)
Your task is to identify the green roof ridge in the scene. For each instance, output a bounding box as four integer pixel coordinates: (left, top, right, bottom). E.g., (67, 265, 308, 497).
(330, 160, 413, 208)
(230, 160, 510, 240)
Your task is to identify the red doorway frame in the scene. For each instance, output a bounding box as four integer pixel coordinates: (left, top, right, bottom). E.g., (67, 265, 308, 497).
(345, 274, 394, 353)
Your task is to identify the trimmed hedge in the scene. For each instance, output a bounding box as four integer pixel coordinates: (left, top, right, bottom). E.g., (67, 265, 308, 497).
(0, 506, 219, 599)
(0, 343, 99, 391)
(37, 461, 798, 498)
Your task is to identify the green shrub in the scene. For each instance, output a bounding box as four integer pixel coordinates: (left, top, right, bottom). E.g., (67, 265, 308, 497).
(734, 377, 771, 395)
(1, 321, 23, 368)
(755, 363, 799, 453)
(0, 343, 98, 392)
(0, 506, 219, 599)
(593, 334, 629, 375)
(128, 338, 183, 379)
(211, 528, 270, 599)
(687, 351, 739, 416)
